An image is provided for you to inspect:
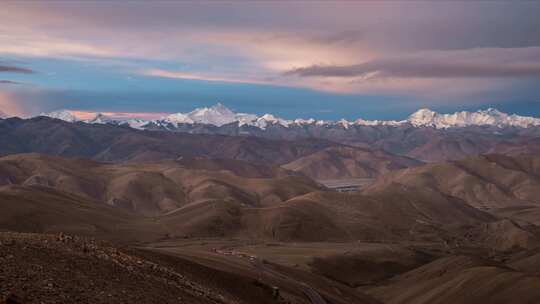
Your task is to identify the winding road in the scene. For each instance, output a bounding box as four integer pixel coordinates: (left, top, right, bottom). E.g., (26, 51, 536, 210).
(251, 257, 327, 304)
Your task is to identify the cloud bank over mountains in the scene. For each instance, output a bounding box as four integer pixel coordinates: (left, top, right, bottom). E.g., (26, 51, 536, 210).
(0, 2, 539, 118)
(286, 48, 540, 79)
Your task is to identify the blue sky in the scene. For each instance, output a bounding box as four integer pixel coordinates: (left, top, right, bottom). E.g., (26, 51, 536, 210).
(1, 2, 539, 120)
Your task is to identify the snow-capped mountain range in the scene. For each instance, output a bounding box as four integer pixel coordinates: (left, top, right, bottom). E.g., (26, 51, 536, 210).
(36, 103, 540, 130)
(408, 108, 540, 129)
(41, 109, 79, 122)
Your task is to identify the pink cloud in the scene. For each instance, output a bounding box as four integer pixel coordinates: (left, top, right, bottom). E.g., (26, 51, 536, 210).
(143, 69, 271, 85)
(68, 110, 169, 121)
(0, 90, 27, 117)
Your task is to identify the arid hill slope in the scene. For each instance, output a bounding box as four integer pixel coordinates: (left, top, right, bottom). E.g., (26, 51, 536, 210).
(0, 153, 503, 243)
(367, 255, 540, 304)
(282, 146, 422, 180)
(0, 117, 336, 164)
(2, 153, 540, 246)
(0, 232, 291, 304)
(365, 154, 540, 212)
(0, 154, 320, 216)
(0, 185, 166, 242)
(237, 187, 494, 242)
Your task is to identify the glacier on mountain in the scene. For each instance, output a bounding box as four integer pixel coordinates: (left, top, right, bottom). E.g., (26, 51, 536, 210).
(408, 108, 540, 128)
(37, 103, 540, 130)
(40, 110, 79, 123)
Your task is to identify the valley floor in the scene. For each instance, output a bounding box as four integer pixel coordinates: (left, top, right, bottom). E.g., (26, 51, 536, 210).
(142, 238, 540, 304)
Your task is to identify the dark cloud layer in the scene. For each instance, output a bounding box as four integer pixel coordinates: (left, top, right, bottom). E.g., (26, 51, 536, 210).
(0, 80, 20, 85)
(308, 30, 364, 45)
(286, 49, 540, 79)
(5, 2, 540, 50)
(0, 65, 34, 74)
(287, 62, 540, 79)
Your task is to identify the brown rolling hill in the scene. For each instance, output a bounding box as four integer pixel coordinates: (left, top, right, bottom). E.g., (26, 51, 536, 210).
(282, 146, 422, 180)
(234, 187, 495, 242)
(0, 153, 321, 217)
(0, 153, 328, 241)
(366, 255, 540, 304)
(354, 125, 540, 163)
(361, 154, 540, 250)
(175, 155, 293, 178)
(1, 153, 538, 250)
(308, 246, 435, 287)
(0, 153, 502, 244)
(0, 185, 166, 243)
(490, 136, 540, 157)
(405, 136, 489, 163)
(459, 218, 540, 251)
(507, 246, 540, 275)
(0, 116, 337, 164)
(365, 154, 540, 213)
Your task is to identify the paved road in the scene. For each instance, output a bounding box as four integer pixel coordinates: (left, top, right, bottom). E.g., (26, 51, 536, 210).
(150, 246, 328, 304)
(252, 257, 327, 304)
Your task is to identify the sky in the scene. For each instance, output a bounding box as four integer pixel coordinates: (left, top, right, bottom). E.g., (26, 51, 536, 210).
(0, 1, 540, 120)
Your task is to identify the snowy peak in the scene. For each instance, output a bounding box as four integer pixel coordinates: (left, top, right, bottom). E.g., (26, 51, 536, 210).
(40, 110, 150, 130)
(87, 113, 113, 124)
(0, 110, 9, 119)
(408, 108, 540, 128)
(38, 104, 540, 131)
(209, 102, 234, 116)
(160, 104, 295, 129)
(248, 114, 290, 129)
(408, 108, 437, 127)
(40, 110, 79, 123)
(40, 110, 113, 124)
(187, 103, 236, 126)
(164, 103, 249, 127)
